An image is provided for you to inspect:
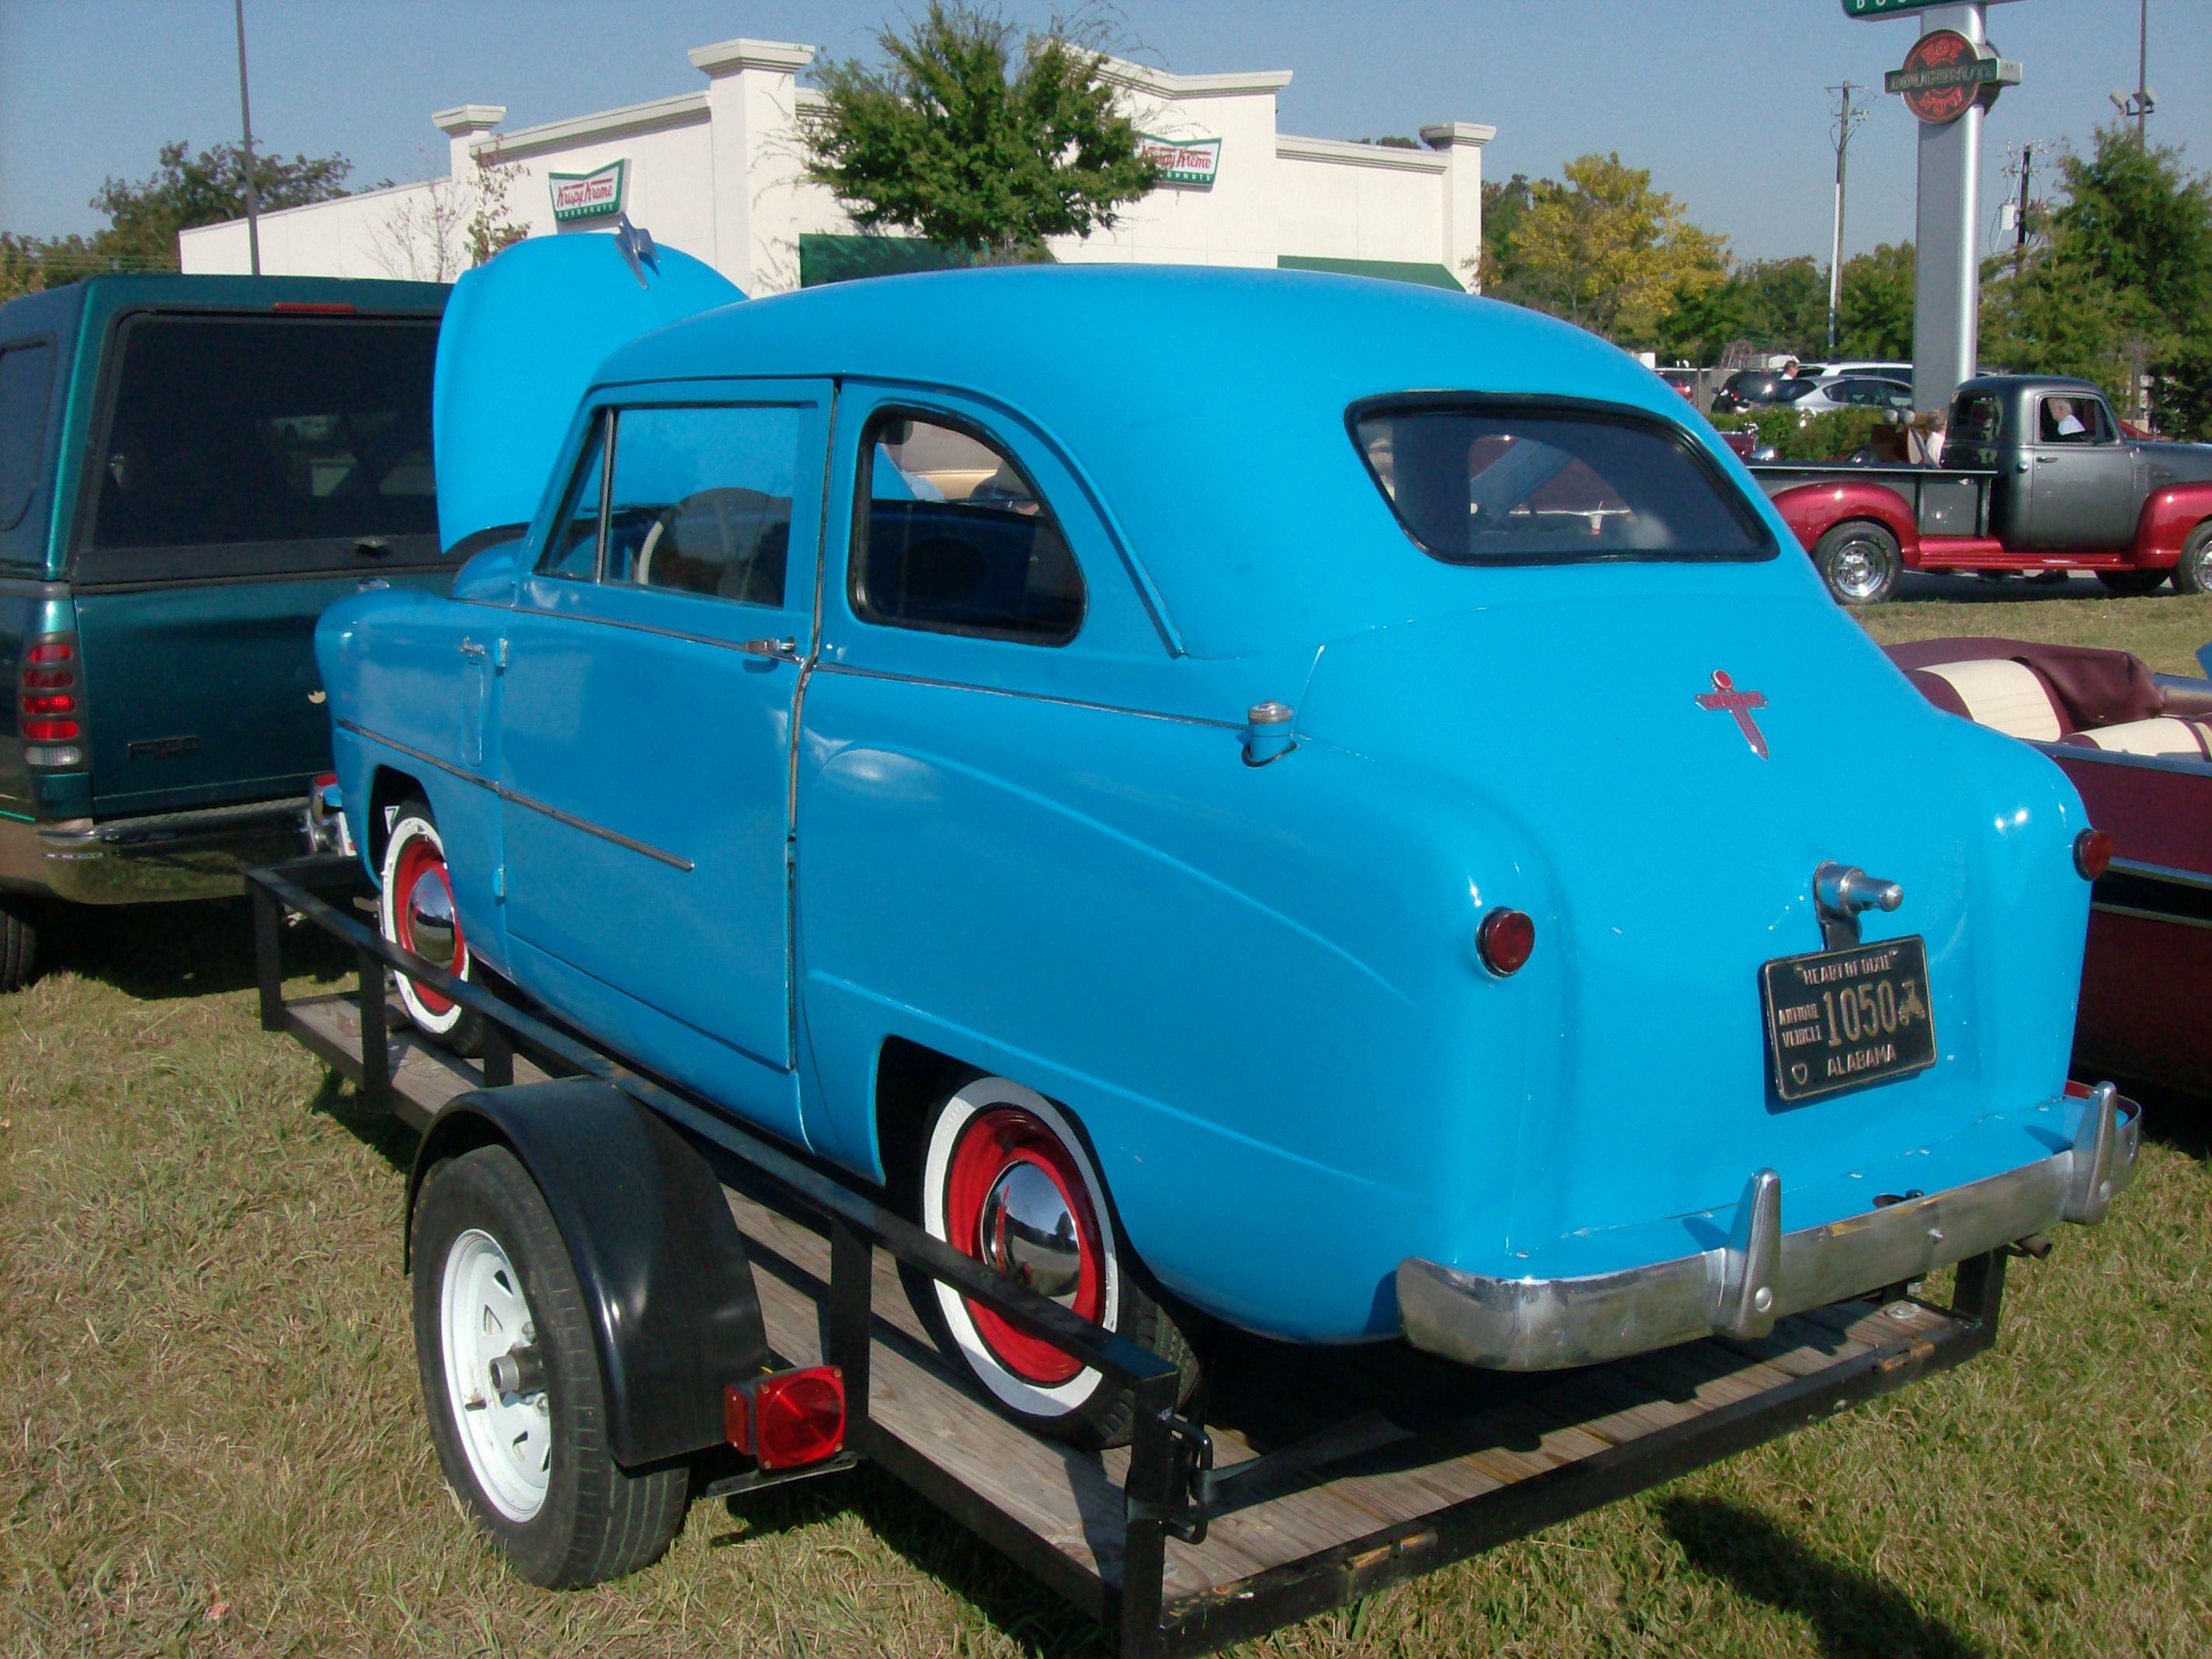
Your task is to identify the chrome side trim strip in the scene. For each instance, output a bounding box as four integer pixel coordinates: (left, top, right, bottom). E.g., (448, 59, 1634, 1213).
(338, 719, 694, 872)
(1397, 1087, 2140, 1372)
(810, 660, 1240, 730)
(2091, 857, 2212, 930)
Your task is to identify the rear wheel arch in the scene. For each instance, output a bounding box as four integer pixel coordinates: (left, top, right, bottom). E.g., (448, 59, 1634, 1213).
(365, 765, 429, 872)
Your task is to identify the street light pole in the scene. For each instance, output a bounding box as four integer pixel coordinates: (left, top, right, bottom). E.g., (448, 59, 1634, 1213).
(234, 0, 262, 276)
(1825, 81, 1868, 357)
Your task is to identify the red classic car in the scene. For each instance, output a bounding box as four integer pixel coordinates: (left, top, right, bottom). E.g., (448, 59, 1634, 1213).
(1889, 635, 2212, 1096)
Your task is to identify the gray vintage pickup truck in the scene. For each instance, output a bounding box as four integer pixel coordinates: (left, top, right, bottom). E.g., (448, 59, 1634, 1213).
(1, 273, 450, 989)
(1749, 375, 2212, 604)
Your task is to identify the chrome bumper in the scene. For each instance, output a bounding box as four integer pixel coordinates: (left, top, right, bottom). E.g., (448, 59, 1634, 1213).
(1399, 1083, 2139, 1372)
(0, 800, 311, 904)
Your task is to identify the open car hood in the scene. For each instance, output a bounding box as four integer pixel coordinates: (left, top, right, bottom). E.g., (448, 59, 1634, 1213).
(433, 231, 743, 554)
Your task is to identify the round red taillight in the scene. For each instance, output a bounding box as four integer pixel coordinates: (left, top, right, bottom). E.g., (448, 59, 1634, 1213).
(2073, 828, 2113, 881)
(1477, 908, 1536, 976)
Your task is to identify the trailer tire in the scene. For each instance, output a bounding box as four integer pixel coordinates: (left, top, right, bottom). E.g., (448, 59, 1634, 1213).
(0, 899, 36, 993)
(1813, 520, 1901, 606)
(2169, 523, 2212, 595)
(907, 1073, 1200, 1450)
(380, 799, 485, 1054)
(413, 1144, 688, 1588)
(2096, 569, 2172, 596)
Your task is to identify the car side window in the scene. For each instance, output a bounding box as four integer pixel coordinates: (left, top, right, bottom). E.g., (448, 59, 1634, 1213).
(2038, 395, 2107, 445)
(0, 342, 55, 534)
(539, 413, 607, 579)
(600, 405, 798, 608)
(851, 411, 1084, 644)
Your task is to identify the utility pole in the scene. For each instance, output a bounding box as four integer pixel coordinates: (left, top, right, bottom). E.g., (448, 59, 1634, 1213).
(234, 0, 262, 276)
(1825, 80, 1869, 357)
(2109, 0, 2155, 141)
(2002, 139, 2043, 276)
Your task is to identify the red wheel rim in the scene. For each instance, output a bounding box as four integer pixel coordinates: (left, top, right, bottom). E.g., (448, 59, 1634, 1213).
(390, 835, 465, 1016)
(942, 1107, 1104, 1386)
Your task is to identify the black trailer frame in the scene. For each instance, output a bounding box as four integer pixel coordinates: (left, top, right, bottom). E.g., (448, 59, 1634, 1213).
(247, 857, 2012, 1659)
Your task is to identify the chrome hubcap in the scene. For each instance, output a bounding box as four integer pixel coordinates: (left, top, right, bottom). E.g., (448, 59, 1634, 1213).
(1832, 541, 1883, 600)
(405, 869, 458, 972)
(978, 1161, 1083, 1303)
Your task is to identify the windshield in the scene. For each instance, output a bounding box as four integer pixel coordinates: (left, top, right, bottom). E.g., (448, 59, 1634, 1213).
(1352, 401, 1775, 566)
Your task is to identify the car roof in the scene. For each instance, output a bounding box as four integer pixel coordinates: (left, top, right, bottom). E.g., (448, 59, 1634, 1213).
(601, 266, 1730, 657)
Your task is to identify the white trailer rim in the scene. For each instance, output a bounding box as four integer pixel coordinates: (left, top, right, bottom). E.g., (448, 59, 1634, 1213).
(440, 1227, 551, 1522)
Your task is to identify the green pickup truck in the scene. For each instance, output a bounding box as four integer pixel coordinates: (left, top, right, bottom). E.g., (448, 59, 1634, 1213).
(0, 273, 450, 989)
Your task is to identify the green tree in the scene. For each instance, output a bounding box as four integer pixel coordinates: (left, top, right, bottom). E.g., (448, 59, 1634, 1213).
(803, 2, 1160, 263)
(1836, 241, 1914, 360)
(1479, 153, 1725, 347)
(88, 138, 356, 270)
(1981, 125, 2212, 436)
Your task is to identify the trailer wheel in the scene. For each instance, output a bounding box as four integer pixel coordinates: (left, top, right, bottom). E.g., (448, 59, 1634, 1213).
(0, 899, 36, 993)
(911, 1075, 1199, 1449)
(1813, 521, 1901, 606)
(380, 800, 484, 1054)
(2169, 523, 2212, 594)
(413, 1144, 688, 1588)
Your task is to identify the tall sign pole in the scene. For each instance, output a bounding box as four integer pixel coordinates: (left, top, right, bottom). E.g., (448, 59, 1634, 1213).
(234, 0, 262, 276)
(1846, 0, 2024, 412)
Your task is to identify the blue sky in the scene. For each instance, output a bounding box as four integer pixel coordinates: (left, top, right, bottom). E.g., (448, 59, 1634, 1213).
(2, 0, 2205, 265)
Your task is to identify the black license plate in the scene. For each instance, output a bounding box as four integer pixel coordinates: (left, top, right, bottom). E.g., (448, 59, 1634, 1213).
(1761, 936, 1936, 1102)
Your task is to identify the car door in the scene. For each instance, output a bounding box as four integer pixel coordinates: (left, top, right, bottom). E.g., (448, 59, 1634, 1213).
(2022, 392, 2137, 551)
(493, 383, 827, 1137)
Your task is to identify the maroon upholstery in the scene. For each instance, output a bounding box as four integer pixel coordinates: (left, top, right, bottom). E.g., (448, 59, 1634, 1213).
(1904, 668, 1972, 720)
(1883, 637, 2164, 732)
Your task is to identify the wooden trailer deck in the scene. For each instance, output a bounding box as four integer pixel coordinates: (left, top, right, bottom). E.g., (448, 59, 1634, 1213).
(283, 986, 2000, 1652)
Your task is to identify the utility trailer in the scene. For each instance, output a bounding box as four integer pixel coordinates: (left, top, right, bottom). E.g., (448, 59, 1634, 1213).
(249, 858, 2015, 1657)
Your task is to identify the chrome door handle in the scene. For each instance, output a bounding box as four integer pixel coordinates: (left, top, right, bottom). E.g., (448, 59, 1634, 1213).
(738, 637, 799, 662)
(2033, 455, 2057, 464)
(458, 638, 489, 659)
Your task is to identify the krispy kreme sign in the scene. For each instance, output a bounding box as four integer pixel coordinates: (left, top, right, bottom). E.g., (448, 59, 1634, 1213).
(549, 159, 627, 222)
(1138, 134, 1222, 187)
(1885, 30, 2022, 123)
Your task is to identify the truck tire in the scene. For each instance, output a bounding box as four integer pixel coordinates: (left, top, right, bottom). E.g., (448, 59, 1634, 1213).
(1813, 521, 1901, 606)
(2169, 523, 2212, 595)
(906, 1073, 1202, 1450)
(380, 798, 485, 1054)
(0, 899, 36, 993)
(413, 1144, 689, 1588)
(2096, 569, 2171, 596)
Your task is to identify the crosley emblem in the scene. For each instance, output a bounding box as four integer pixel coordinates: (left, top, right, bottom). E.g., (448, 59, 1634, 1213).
(1696, 670, 1769, 760)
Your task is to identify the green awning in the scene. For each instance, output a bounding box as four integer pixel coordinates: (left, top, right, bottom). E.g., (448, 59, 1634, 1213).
(798, 234, 963, 287)
(1276, 255, 1466, 292)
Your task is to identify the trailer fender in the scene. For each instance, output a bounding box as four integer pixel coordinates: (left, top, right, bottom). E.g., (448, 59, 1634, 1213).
(405, 1079, 768, 1467)
(2133, 482, 2212, 568)
(1767, 479, 1921, 562)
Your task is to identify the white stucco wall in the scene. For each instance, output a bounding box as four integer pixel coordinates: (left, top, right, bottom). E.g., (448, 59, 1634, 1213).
(182, 37, 1494, 294)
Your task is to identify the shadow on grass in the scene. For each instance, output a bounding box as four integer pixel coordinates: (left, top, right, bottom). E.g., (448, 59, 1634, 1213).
(711, 1466, 1113, 1657)
(1659, 1495, 1983, 1659)
(33, 892, 352, 1002)
(309, 1069, 418, 1175)
(2108, 1078, 2212, 1164)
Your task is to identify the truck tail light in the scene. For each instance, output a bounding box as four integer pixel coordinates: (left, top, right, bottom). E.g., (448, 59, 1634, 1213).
(1477, 908, 1537, 976)
(2073, 829, 2113, 880)
(725, 1365, 846, 1471)
(18, 633, 84, 766)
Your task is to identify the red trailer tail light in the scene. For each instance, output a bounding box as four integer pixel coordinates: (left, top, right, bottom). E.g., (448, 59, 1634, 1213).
(725, 1365, 847, 1470)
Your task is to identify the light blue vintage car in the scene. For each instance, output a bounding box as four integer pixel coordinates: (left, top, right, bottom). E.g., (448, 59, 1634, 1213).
(318, 233, 2135, 1442)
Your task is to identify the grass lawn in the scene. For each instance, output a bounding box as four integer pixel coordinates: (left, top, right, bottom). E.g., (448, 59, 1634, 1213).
(3, 590, 2209, 1657)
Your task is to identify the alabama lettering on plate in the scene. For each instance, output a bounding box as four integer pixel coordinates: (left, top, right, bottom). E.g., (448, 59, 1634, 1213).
(1760, 936, 1938, 1101)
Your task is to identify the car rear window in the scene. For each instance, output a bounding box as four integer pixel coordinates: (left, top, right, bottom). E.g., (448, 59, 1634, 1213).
(1351, 400, 1775, 565)
(85, 314, 438, 552)
(1950, 392, 2003, 444)
(0, 341, 55, 534)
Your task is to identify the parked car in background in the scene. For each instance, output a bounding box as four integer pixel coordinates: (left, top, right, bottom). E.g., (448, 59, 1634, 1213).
(320, 237, 2133, 1516)
(1749, 375, 2212, 603)
(1794, 359, 1912, 383)
(0, 274, 449, 989)
(1711, 370, 1793, 413)
(1782, 376, 1916, 418)
(1888, 635, 2212, 1099)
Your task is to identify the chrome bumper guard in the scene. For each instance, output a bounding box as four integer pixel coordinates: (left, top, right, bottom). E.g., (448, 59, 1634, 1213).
(1399, 1083, 2140, 1372)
